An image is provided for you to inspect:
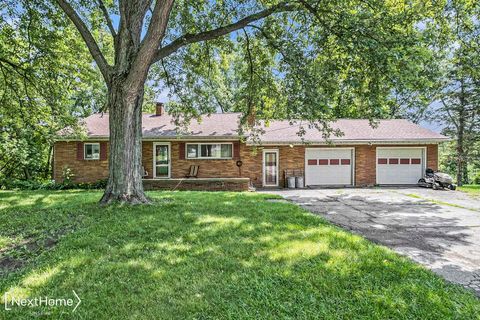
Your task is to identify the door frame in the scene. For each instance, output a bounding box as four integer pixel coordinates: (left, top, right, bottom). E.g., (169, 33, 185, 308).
(304, 147, 355, 186)
(262, 149, 279, 187)
(153, 142, 171, 179)
(375, 146, 427, 185)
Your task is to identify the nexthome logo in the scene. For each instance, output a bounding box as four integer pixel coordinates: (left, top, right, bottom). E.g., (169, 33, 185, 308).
(3, 290, 81, 312)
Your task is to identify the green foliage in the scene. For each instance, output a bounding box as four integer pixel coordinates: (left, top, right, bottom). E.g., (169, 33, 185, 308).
(457, 184, 480, 196)
(151, 0, 444, 126)
(432, 0, 480, 184)
(2, 0, 478, 185)
(0, 179, 107, 190)
(61, 166, 75, 184)
(0, 1, 107, 180)
(473, 175, 480, 185)
(0, 191, 478, 318)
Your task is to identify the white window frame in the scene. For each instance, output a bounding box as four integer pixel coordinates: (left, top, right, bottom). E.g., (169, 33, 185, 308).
(153, 142, 171, 179)
(185, 142, 234, 160)
(84, 143, 100, 160)
(262, 149, 279, 187)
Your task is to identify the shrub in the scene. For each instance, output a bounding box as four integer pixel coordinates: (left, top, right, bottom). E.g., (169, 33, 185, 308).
(0, 179, 107, 190)
(61, 166, 75, 184)
(474, 174, 480, 185)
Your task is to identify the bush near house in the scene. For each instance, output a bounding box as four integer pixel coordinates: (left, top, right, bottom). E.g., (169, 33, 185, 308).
(0, 179, 107, 190)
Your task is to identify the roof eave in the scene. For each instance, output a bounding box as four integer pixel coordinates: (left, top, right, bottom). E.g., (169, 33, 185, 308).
(245, 138, 450, 146)
(54, 135, 241, 142)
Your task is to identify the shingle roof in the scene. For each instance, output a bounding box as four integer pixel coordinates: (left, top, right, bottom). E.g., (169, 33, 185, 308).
(57, 112, 448, 143)
(250, 119, 448, 144)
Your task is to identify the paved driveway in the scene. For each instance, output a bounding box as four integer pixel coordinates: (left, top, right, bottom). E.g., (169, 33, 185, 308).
(262, 188, 480, 296)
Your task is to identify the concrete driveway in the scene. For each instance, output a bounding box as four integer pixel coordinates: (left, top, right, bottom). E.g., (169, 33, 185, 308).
(262, 188, 480, 296)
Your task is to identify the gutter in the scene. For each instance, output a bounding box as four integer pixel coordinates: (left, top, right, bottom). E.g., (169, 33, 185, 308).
(53, 135, 242, 142)
(245, 139, 450, 146)
(53, 136, 450, 145)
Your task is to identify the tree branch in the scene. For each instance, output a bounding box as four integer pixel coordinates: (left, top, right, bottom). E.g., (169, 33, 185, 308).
(153, 2, 297, 62)
(243, 28, 254, 114)
(97, 0, 117, 38)
(56, 0, 111, 81)
(441, 98, 459, 129)
(126, 0, 174, 89)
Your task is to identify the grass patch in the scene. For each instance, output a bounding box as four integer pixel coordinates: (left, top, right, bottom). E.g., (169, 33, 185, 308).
(405, 193, 422, 199)
(0, 190, 479, 319)
(405, 193, 466, 208)
(404, 192, 479, 212)
(458, 185, 480, 196)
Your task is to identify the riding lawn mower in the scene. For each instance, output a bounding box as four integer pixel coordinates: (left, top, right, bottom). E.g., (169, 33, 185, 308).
(418, 168, 456, 190)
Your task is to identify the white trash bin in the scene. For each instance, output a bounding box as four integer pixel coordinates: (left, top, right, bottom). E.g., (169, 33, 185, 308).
(295, 176, 304, 188)
(287, 176, 296, 188)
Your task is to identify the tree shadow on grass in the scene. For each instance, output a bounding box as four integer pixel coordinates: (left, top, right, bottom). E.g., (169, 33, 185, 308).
(0, 190, 101, 211)
(1, 192, 479, 319)
(281, 193, 480, 296)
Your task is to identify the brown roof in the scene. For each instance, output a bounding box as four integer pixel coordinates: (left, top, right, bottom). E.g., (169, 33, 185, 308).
(57, 113, 448, 143)
(251, 119, 448, 144)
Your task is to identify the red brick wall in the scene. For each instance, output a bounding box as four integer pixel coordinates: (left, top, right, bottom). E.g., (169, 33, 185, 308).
(143, 178, 249, 191)
(142, 141, 241, 179)
(240, 144, 438, 187)
(355, 145, 376, 186)
(240, 145, 306, 188)
(53, 141, 109, 183)
(426, 144, 438, 171)
(53, 140, 438, 187)
(354, 144, 438, 186)
(171, 142, 241, 178)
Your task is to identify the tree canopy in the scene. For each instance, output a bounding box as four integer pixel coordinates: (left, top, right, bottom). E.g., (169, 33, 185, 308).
(1, 0, 479, 194)
(0, 0, 106, 179)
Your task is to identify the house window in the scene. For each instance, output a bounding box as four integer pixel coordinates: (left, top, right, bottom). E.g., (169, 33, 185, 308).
(84, 143, 100, 160)
(186, 143, 233, 159)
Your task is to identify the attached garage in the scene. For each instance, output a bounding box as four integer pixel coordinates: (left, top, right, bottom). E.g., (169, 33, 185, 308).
(305, 148, 354, 186)
(376, 147, 426, 185)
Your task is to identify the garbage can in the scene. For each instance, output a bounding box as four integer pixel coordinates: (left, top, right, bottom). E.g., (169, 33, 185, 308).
(287, 176, 296, 188)
(295, 176, 304, 188)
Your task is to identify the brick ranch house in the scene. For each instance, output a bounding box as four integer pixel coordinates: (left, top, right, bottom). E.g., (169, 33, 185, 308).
(54, 104, 448, 191)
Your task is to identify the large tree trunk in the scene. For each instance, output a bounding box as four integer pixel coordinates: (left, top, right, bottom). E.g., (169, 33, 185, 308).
(44, 145, 53, 179)
(456, 81, 466, 186)
(456, 131, 465, 186)
(100, 80, 149, 204)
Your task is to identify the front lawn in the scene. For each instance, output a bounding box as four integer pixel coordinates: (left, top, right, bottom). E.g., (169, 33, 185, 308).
(0, 190, 479, 319)
(458, 184, 480, 196)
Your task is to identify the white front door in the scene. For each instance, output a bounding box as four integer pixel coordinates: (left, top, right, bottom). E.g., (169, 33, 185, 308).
(263, 149, 279, 187)
(305, 148, 354, 186)
(376, 147, 425, 184)
(153, 142, 171, 178)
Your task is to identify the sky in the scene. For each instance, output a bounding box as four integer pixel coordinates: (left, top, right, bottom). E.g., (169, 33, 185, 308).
(420, 119, 444, 133)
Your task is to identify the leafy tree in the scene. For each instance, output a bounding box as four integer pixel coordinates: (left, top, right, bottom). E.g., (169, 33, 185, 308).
(5, 0, 444, 203)
(0, 1, 107, 181)
(433, 0, 479, 185)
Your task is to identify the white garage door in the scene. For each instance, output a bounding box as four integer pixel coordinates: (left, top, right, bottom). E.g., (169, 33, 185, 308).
(376, 147, 425, 185)
(305, 148, 354, 186)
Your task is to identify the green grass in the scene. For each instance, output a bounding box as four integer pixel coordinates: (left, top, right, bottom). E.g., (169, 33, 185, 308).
(0, 190, 479, 319)
(404, 193, 478, 211)
(458, 184, 480, 196)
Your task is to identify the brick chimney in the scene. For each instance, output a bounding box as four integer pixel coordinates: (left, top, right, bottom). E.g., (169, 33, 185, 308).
(155, 102, 164, 116)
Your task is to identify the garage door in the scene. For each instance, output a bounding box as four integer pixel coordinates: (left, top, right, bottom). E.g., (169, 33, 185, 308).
(305, 148, 354, 186)
(376, 147, 425, 185)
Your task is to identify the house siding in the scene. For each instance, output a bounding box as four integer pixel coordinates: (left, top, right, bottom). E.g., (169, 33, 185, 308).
(53, 140, 438, 188)
(53, 141, 109, 183)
